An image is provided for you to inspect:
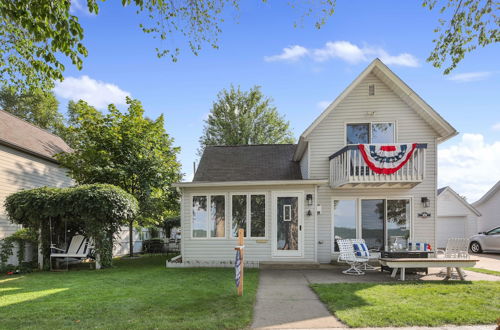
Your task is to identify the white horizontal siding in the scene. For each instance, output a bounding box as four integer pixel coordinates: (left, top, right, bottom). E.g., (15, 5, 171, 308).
(307, 73, 440, 262)
(180, 184, 317, 262)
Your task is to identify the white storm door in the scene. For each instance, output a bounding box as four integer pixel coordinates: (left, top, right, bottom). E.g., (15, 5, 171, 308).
(272, 192, 303, 257)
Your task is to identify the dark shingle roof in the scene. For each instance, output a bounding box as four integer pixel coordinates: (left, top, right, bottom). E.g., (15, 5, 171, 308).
(437, 186, 448, 195)
(193, 144, 302, 182)
(0, 110, 71, 162)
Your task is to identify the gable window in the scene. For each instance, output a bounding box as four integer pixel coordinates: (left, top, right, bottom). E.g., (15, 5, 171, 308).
(346, 122, 394, 144)
(192, 195, 226, 238)
(231, 193, 266, 238)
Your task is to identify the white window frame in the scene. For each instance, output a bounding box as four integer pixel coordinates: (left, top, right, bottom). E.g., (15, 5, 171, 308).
(344, 121, 396, 145)
(190, 193, 227, 239)
(230, 192, 267, 239)
(331, 196, 413, 253)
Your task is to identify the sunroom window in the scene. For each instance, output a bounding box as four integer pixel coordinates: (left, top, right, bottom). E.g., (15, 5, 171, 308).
(192, 195, 226, 238)
(231, 194, 266, 238)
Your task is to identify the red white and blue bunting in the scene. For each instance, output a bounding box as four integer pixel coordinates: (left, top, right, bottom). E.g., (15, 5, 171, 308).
(358, 143, 417, 175)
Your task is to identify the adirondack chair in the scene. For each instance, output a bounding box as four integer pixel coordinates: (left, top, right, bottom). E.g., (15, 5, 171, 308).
(351, 238, 378, 270)
(50, 235, 93, 269)
(336, 239, 369, 275)
(436, 238, 469, 259)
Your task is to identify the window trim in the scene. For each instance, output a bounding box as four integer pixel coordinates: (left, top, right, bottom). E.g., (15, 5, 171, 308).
(229, 192, 267, 239)
(344, 121, 396, 145)
(331, 196, 413, 253)
(190, 193, 227, 240)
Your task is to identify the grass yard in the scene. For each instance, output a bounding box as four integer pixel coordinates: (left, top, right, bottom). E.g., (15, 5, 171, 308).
(465, 267, 500, 277)
(0, 256, 259, 329)
(311, 281, 500, 327)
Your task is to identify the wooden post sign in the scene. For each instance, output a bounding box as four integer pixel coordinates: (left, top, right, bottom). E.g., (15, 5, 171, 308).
(234, 228, 245, 296)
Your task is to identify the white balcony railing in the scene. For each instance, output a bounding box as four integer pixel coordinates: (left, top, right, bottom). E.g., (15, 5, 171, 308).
(329, 144, 427, 188)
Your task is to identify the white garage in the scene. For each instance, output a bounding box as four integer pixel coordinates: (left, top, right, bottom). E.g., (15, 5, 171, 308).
(436, 187, 481, 248)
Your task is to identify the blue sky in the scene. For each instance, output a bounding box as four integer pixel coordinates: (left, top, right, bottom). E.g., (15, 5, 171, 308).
(54, 1, 499, 201)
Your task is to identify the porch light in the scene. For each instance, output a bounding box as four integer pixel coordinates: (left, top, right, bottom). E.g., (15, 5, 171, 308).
(306, 194, 313, 206)
(421, 197, 430, 208)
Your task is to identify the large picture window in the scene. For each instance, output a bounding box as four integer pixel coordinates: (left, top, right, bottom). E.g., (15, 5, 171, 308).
(192, 195, 226, 238)
(231, 193, 266, 238)
(333, 200, 357, 252)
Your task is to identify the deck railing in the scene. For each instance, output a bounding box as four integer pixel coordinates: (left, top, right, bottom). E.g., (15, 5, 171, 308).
(329, 144, 427, 188)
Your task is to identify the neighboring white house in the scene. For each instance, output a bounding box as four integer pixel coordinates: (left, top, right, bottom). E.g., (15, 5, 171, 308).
(0, 110, 144, 264)
(473, 180, 500, 232)
(174, 59, 458, 265)
(436, 186, 481, 248)
(0, 110, 73, 264)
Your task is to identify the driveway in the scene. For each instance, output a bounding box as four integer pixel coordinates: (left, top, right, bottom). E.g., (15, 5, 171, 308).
(470, 253, 500, 272)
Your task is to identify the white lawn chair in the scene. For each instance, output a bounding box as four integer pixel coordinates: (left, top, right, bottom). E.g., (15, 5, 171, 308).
(337, 239, 369, 275)
(351, 238, 378, 270)
(436, 238, 469, 259)
(50, 235, 93, 269)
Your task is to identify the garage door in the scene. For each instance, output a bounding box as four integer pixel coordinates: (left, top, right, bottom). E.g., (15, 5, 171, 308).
(436, 216, 467, 248)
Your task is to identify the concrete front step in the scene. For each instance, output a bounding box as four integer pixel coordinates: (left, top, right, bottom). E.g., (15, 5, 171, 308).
(260, 261, 321, 269)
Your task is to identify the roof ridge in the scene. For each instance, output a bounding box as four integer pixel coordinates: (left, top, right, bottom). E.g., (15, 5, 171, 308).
(0, 109, 67, 142)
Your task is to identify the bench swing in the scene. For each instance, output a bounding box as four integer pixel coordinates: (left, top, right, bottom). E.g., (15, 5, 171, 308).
(48, 217, 94, 271)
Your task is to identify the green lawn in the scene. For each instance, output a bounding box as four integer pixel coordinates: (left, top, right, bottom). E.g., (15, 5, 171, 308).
(311, 282, 500, 327)
(465, 267, 500, 277)
(0, 256, 259, 329)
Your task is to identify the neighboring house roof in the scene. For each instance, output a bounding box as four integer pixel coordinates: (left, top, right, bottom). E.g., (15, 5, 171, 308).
(438, 186, 481, 217)
(293, 58, 458, 160)
(472, 180, 500, 207)
(193, 144, 302, 182)
(0, 110, 71, 163)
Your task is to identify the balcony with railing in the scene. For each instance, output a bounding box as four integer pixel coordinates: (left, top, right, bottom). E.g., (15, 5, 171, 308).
(329, 143, 427, 188)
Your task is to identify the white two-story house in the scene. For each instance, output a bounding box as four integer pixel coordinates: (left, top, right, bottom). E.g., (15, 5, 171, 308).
(174, 59, 458, 265)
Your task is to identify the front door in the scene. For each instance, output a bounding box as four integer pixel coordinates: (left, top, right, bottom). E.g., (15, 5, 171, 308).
(272, 192, 303, 257)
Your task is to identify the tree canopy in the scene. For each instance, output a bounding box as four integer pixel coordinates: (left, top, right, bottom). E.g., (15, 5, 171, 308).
(4, 184, 139, 268)
(199, 85, 295, 154)
(0, 86, 65, 135)
(56, 97, 182, 256)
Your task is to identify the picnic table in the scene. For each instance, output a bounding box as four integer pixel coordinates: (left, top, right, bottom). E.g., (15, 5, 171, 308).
(378, 257, 478, 281)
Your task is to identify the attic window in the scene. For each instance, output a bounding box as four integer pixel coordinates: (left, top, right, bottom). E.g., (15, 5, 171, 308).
(369, 84, 375, 96)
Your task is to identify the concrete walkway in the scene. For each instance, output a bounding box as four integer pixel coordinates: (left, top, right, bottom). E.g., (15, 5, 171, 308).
(251, 267, 498, 329)
(471, 253, 500, 272)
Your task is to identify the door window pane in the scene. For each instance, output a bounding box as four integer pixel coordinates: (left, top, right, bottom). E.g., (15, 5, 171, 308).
(192, 196, 207, 238)
(372, 123, 394, 143)
(277, 197, 298, 250)
(250, 195, 265, 238)
(386, 199, 410, 250)
(347, 124, 369, 144)
(361, 199, 385, 250)
(209, 195, 225, 238)
(232, 195, 247, 237)
(333, 200, 357, 252)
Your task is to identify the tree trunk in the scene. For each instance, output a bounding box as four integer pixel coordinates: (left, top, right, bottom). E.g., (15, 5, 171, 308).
(129, 221, 134, 257)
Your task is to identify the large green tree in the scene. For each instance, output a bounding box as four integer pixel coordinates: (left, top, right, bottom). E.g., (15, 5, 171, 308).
(56, 98, 182, 257)
(199, 85, 295, 153)
(0, 87, 65, 135)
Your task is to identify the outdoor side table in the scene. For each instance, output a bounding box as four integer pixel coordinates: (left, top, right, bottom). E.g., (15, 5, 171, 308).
(380, 250, 433, 274)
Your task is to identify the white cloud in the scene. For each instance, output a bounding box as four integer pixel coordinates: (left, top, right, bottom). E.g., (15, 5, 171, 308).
(492, 122, 500, 131)
(317, 100, 331, 110)
(438, 133, 500, 202)
(54, 75, 131, 109)
(447, 71, 492, 83)
(70, 0, 94, 15)
(264, 45, 309, 62)
(265, 41, 419, 67)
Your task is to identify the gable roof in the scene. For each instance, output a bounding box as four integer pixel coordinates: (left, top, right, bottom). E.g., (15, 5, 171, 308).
(193, 144, 302, 182)
(0, 110, 71, 163)
(438, 186, 481, 216)
(472, 180, 500, 206)
(293, 58, 458, 160)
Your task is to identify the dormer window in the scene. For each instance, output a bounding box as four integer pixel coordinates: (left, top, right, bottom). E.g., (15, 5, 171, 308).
(346, 122, 394, 144)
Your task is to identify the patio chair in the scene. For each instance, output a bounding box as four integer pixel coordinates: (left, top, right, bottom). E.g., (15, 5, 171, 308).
(336, 239, 369, 275)
(436, 238, 469, 259)
(351, 238, 378, 270)
(50, 235, 93, 269)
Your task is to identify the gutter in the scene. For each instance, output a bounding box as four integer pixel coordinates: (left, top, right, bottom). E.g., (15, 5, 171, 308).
(0, 138, 61, 164)
(173, 179, 329, 188)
